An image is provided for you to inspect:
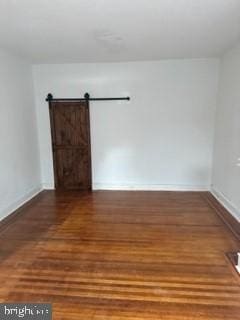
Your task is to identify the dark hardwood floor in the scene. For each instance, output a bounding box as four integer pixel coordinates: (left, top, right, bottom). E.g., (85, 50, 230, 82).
(0, 191, 239, 319)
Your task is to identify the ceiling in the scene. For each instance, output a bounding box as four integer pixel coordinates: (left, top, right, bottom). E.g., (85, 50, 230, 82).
(0, 0, 240, 63)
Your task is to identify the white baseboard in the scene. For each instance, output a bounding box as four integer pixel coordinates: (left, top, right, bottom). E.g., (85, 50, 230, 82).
(211, 187, 240, 222)
(0, 185, 43, 222)
(93, 183, 210, 192)
(42, 182, 55, 190)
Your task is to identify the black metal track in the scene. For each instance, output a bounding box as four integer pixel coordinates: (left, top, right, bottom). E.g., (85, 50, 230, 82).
(46, 93, 130, 102)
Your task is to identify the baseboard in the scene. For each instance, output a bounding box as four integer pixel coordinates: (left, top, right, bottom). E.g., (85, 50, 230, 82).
(43, 181, 210, 192)
(203, 190, 240, 241)
(211, 187, 240, 222)
(42, 182, 55, 190)
(93, 183, 210, 191)
(0, 185, 43, 223)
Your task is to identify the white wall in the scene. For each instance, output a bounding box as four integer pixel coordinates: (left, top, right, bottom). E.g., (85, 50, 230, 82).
(212, 44, 240, 221)
(33, 59, 219, 191)
(0, 48, 41, 220)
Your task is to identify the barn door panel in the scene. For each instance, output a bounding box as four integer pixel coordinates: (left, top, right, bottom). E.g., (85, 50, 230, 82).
(49, 101, 92, 190)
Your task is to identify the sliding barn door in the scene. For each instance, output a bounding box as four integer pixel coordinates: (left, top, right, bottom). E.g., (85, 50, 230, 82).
(49, 101, 92, 190)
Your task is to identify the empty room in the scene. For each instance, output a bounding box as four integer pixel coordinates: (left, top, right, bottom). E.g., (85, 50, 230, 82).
(0, 0, 240, 319)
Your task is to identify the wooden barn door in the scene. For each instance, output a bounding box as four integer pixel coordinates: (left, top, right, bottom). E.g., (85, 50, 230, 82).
(49, 101, 92, 190)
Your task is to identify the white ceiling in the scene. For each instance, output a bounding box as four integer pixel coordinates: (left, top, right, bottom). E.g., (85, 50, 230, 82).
(0, 0, 240, 63)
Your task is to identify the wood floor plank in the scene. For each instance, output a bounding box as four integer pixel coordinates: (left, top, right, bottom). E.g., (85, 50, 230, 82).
(0, 191, 239, 319)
